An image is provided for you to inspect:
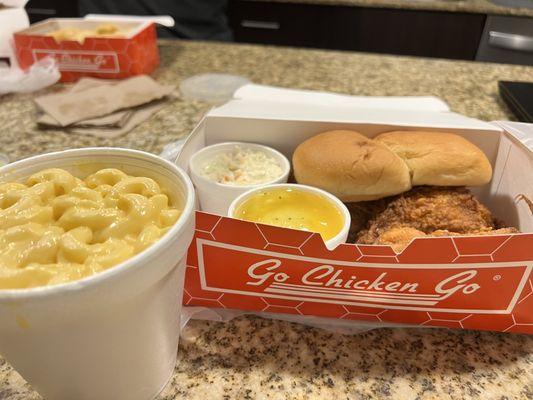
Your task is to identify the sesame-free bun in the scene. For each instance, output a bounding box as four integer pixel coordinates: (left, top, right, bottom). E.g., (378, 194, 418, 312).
(292, 130, 412, 202)
(375, 131, 492, 186)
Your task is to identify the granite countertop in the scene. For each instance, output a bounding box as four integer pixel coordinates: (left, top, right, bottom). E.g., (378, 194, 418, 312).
(1, 40, 533, 399)
(243, 0, 533, 17)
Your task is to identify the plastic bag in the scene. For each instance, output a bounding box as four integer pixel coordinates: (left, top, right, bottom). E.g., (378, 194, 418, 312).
(0, 154, 9, 167)
(160, 138, 188, 162)
(0, 57, 60, 95)
(179, 306, 404, 334)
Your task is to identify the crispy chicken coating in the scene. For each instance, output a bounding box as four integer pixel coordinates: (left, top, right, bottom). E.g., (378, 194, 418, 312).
(356, 186, 496, 245)
(373, 226, 519, 253)
(345, 200, 388, 243)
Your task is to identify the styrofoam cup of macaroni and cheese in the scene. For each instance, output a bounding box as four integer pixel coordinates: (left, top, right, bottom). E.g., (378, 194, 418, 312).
(0, 148, 195, 400)
(228, 183, 351, 250)
(189, 141, 290, 215)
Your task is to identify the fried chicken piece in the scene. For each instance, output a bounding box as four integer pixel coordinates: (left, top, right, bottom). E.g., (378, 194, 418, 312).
(374, 226, 519, 253)
(345, 200, 388, 243)
(357, 186, 494, 244)
(374, 227, 426, 252)
(431, 227, 519, 237)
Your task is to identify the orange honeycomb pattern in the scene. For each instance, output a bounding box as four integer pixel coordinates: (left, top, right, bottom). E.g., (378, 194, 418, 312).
(14, 23, 159, 82)
(184, 212, 533, 334)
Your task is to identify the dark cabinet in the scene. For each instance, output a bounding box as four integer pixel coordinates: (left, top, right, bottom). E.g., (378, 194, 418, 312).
(228, 0, 486, 60)
(25, 0, 78, 23)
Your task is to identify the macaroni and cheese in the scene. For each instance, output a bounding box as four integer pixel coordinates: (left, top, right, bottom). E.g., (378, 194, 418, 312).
(0, 168, 182, 289)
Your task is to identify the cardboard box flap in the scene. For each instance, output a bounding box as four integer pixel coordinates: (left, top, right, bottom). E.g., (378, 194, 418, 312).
(209, 99, 501, 132)
(198, 100, 502, 186)
(234, 83, 451, 112)
(84, 14, 175, 28)
(489, 123, 533, 232)
(494, 121, 533, 152)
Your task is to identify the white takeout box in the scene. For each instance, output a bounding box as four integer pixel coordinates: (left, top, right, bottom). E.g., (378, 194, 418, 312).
(177, 99, 533, 334)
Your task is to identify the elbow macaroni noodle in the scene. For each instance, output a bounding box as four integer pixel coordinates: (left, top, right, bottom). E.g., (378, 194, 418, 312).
(0, 168, 182, 289)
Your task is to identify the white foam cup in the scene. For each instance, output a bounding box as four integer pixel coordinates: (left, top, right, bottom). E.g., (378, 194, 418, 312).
(0, 148, 196, 400)
(189, 142, 290, 215)
(228, 183, 351, 250)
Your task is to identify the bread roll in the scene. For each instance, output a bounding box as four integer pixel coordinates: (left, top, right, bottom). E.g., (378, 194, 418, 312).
(375, 131, 492, 186)
(292, 130, 412, 202)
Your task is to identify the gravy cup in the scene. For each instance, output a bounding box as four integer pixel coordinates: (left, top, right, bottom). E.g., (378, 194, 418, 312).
(228, 183, 351, 250)
(0, 148, 195, 400)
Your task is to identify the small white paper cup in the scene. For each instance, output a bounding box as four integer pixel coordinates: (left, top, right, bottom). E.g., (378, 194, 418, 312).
(189, 142, 290, 215)
(0, 148, 195, 400)
(228, 183, 351, 250)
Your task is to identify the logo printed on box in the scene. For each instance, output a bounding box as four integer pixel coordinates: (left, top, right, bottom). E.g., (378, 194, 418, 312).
(197, 239, 531, 314)
(32, 49, 119, 73)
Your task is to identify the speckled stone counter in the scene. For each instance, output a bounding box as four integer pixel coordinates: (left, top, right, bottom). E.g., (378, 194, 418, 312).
(243, 0, 533, 17)
(0, 40, 532, 399)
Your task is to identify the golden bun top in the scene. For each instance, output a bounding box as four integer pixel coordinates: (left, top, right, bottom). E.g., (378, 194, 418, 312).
(375, 131, 492, 187)
(292, 129, 493, 202)
(292, 130, 412, 202)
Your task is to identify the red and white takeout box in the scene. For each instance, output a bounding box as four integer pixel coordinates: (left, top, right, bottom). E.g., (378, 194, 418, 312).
(176, 100, 533, 334)
(13, 17, 159, 82)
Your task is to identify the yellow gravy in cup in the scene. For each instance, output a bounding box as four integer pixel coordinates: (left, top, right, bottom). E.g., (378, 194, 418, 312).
(233, 187, 344, 241)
